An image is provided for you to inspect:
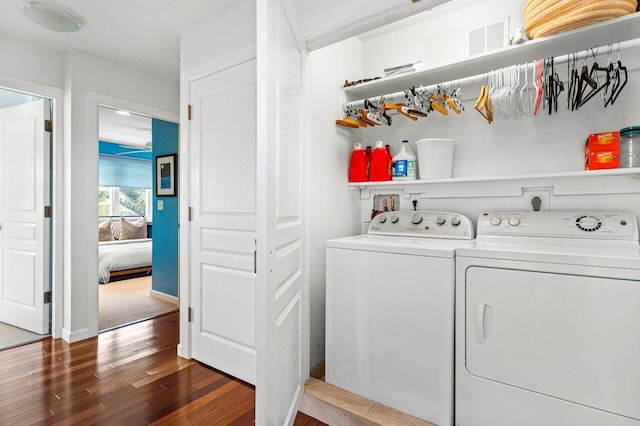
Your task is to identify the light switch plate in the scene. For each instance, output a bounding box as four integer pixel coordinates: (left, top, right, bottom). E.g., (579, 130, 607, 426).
(158, 200, 164, 210)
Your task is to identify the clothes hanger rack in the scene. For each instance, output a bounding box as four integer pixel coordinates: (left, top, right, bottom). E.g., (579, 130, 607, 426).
(343, 37, 640, 113)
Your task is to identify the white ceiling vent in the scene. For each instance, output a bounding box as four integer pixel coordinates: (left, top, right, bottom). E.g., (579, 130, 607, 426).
(466, 18, 508, 57)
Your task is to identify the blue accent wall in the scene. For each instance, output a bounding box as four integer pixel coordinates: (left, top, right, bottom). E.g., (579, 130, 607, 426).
(99, 141, 152, 160)
(151, 119, 179, 297)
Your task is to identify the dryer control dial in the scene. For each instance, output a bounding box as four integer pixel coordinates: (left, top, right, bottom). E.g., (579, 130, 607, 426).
(411, 214, 423, 225)
(378, 215, 387, 224)
(436, 216, 446, 225)
(576, 215, 602, 232)
(490, 216, 502, 226)
(390, 215, 399, 224)
(451, 216, 461, 226)
(508, 216, 521, 226)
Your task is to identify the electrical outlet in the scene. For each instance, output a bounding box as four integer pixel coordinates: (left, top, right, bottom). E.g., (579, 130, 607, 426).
(522, 188, 551, 211)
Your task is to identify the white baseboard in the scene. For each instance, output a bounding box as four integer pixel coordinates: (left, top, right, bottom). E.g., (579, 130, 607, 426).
(149, 289, 178, 305)
(61, 327, 91, 343)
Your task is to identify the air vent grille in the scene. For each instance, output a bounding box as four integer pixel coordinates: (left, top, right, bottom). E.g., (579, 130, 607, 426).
(466, 19, 508, 57)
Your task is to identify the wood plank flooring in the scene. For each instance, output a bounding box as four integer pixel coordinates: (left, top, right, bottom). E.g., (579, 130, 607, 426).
(0, 312, 326, 426)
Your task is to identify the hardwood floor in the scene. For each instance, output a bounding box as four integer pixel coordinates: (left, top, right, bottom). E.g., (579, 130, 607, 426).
(0, 312, 325, 425)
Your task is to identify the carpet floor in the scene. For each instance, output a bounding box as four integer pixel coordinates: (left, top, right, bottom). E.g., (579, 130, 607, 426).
(0, 322, 44, 351)
(99, 276, 178, 331)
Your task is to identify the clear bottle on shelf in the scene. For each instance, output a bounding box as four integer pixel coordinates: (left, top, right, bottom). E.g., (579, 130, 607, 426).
(392, 140, 417, 180)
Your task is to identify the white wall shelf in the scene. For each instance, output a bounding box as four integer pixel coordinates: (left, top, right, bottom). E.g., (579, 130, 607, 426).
(350, 167, 640, 193)
(344, 13, 640, 101)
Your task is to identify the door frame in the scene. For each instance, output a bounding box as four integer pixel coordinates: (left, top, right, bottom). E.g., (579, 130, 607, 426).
(0, 74, 63, 338)
(87, 92, 179, 335)
(177, 43, 257, 359)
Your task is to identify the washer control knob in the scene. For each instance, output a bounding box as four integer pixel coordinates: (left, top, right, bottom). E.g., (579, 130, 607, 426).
(378, 215, 387, 224)
(451, 216, 461, 226)
(508, 216, 521, 226)
(490, 216, 502, 226)
(436, 216, 446, 225)
(411, 214, 423, 225)
(390, 215, 399, 224)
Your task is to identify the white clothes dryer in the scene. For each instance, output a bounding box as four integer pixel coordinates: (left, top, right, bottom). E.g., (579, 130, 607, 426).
(455, 211, 640, 426)
(326, 210, 474, 425)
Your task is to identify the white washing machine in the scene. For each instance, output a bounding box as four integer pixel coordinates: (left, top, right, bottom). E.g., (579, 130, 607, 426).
(326, 210, 475, 425)
(455, 211, 640, 426)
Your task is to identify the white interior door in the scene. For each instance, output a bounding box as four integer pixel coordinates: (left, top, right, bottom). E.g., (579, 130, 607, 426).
(256, 0, 306, 424)
(189, 59, 258, 385)
(0, 99, 50, 335)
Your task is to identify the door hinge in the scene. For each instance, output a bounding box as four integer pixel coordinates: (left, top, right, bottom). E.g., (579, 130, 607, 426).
(188, 307, 193, 322)
(187, 104, 192, 121)
(44, 291, 52, 304)
(44, 205, 52, 218)
(44, 120, 52, 132)
(188, 207, 192, 221)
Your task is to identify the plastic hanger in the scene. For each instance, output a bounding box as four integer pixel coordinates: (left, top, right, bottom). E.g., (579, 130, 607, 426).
(607, 46, 628, 106)
(610, 60, 628, 105)
(403, 88, 428, 117)
(430, 94, 448, 116)
(385, 103, 419, 121)
(474, 84, 493, 124)
(335, 118, 362, 128)
(578, 60, 609, 108)
(533, 59, 544, 115)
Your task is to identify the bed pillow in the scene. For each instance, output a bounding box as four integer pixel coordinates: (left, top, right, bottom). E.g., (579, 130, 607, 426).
(99, 219, 115, 241)
(111, 220, 121, 240)
(120, 216, 147, 240)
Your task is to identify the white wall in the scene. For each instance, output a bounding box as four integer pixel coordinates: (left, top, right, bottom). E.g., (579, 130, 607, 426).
(0, 34, 65, 89)
(305, 37, 364, 369)
(361, 0, 526, 77)
(179, 0, 256, 71)
(62, 50, 178, 342)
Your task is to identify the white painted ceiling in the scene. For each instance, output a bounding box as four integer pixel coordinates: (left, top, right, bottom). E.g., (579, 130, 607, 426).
(0, 0, 459, 84)
(0, 0, 239, 84)
(99, 106, 151, 147)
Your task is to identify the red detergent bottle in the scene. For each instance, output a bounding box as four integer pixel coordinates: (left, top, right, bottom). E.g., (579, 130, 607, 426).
(348, 142, 368, 182)
(370, 141, 391, 181)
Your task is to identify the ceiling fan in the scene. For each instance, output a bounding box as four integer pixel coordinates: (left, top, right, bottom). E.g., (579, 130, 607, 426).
(116, 141, 152, 155)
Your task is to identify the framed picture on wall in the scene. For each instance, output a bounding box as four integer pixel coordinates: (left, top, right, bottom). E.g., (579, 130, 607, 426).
(156, 154, 176, 196)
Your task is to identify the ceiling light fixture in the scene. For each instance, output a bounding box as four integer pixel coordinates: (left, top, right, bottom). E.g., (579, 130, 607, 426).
(24, 1, 83, 32)
(115, 110, 131, 116)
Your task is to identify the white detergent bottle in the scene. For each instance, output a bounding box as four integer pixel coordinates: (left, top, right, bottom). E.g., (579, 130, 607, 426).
(392, 140, 417, 180)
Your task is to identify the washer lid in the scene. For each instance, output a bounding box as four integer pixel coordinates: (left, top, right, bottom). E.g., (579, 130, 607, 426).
(326, 234, 473, 258)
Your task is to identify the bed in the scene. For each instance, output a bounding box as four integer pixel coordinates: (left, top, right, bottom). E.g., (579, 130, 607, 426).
(98, 216, 152, 284)
(99, 239, 152, 283)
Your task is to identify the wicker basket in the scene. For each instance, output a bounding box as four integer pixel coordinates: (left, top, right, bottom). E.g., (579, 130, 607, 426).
(524, 0, 638, 39)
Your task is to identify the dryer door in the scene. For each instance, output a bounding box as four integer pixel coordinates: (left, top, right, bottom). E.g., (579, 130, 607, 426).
(465, 266, 640, 421)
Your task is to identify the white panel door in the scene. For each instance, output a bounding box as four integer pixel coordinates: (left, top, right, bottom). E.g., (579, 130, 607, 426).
(256, 0, 306, 424)
(0, 100, 50, 334)
(190, 59, 258, 385)
(466, 266, 640, 420)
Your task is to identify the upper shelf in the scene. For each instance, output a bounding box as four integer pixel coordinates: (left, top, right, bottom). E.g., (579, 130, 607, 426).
(344, 13, 640, 100)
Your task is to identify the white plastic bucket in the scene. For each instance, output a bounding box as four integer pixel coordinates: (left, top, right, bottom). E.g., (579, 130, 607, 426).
(415, 138, 456, 179)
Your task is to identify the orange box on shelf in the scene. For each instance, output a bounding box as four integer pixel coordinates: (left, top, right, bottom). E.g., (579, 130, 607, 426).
(585, 150, 619, 170)
(584, 131, 620, 170)
(585, 131, 620, 152)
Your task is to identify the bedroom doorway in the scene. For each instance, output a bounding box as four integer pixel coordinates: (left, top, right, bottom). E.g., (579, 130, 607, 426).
(97, 106, 178, 331)
(0, 88, 52, 350)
